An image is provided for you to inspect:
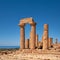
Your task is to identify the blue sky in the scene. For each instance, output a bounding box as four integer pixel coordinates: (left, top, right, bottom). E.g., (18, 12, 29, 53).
(0, 0, 60, 46)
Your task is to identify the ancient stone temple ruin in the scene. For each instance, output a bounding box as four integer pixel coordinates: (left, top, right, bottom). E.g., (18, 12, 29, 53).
(19, 17, 59, 50)
(19, 18, 36, 49)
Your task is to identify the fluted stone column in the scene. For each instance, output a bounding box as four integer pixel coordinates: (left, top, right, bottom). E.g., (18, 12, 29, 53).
(25, 39, 29, 49)
(29, 31, 32, 48)
(34, 23, 36, 48)
(30, 23, 36, 49)
(49, 38, 52, 48)
(43, 24, 49, 50)
(20, 24, 25, 49)
(36, 34, 38, 48)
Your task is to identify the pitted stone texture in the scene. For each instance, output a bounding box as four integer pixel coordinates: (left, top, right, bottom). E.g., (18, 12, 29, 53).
(20, 25, 25, 49)
(43, 24, 49, 50)
(30, 25, 36, 49)
(38, 41, 43, 49)
(19, 17, 36, 49)
(49, 38, 53, 48)
(36, 34, 38, 48)
(19, 17, 34, 25)
(25, 39, 29, 49)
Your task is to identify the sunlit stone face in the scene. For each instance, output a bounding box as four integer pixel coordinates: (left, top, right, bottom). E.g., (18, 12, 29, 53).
(19, 17, 36, 49)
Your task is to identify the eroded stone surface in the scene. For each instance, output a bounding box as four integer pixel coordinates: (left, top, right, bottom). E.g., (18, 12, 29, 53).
(19, 17, 36, 49)
(0, 49, 60, 60)
(17, 17, 60, 60)
(43, 24, 49, 50)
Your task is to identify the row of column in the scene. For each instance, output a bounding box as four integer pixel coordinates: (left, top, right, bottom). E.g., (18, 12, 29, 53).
(20, 23, 36, 49)
(20, 23, 52, 50)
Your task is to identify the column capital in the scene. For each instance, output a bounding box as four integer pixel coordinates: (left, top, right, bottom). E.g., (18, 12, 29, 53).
(44, 24, 48, 31)
(19, 24, 25, 27)
(30, 22, 36, 26)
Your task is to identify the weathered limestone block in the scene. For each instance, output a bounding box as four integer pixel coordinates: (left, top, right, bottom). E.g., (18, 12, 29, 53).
(19, 17, 36, 49)
(25, 39, 29, 49)
(30, 22, 36, 49)
(38, 41, 43, 49)
(43, 24, 49, 50)
(49, 38, 53, 48)
(19, 17, 34, 25)
(36, 34, 38, 48)
(29, 31, 32, 49)
(20, 24, 25, 49)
